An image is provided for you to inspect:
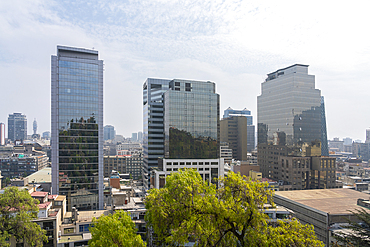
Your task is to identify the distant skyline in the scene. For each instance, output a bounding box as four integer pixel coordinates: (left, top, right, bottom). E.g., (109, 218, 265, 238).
(1, 0, 370, 141)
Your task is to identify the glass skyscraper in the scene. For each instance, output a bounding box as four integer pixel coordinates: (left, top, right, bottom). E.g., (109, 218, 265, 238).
(103, 125, 115, 141)
(164, 79, 220, 159)
(143, 78, 171, 187)
(257, 64, 335, 190)
(257, 64, 326, 149)
(8, 113, 27, 141)
(143, 78, 220, 188)
(51, 46, 103, 211)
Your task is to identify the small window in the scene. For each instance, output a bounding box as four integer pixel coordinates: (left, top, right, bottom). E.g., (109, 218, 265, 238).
(175, 82, 180, 86)
(175, 88, 180, 91)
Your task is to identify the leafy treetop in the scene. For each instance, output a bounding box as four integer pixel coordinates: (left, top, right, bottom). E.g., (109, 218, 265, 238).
(89, 210, 146, 247)
(145, 169, 324, 247)
(0, 187, 47, 247)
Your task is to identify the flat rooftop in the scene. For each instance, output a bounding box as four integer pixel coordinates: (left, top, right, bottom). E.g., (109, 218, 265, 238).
(64, 210, 110, 223)
(26, 167, 51, 183)
(275, 188, 370, 215)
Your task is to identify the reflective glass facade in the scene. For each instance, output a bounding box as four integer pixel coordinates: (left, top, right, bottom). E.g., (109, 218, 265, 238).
(51, 46, 103, 211)
(320, 96, 329, 156)
(257, 65, 334, 189)
(143, 78, 220, 188)
(142, 78, 170, 187)
(8, 113, 27, 141)
(257, 64, 324, 147)
(164, 79, 220, 159)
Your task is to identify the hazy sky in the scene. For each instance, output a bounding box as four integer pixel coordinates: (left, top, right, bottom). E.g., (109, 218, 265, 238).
(1, 0, 369, 141)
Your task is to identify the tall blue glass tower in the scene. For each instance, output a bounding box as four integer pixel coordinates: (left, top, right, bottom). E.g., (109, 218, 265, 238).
(320, 96, 329, 156)
(51, 46, 103, 211)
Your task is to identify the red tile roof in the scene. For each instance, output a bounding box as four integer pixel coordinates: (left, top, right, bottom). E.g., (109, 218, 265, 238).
(31, 191, 48, 197)
(38, 201, 51, 209)
(48, 194, 58, 200)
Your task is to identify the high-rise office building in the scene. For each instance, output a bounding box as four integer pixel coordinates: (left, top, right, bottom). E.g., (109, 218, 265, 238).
(103, 125, 115, 141)
(138, 131, 143, 142)
(143, 78, 220, 187)
(366, 129, 370, 143)
(257, 64, 335, 190)
(8, 113, 27, 141)
(143, 78, 171, 186)
(222, 107, 255, 153)
(132, 132, 138, 142)
(33, 118, 37, 135)
(164, 79, 220, 159)
(42, 131, 51, 139)
(258, 64, 327, 149)
(343, 137, 352, 146)
(220, 116, 248, 160)
(0, 123, 5, 145)
(51, 46, 103, 211)
(223, 107, 253, 124)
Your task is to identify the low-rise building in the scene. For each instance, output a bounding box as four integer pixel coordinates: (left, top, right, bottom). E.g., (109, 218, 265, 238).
(249, 170, 262, 180)
(150, 158, 226, 189)
(0, 145, 48, 179)
(274, 188, 370, 246)
(6, 192, 66, 247)
(258, 142, 339, 190)
(58, 209, 110, 247)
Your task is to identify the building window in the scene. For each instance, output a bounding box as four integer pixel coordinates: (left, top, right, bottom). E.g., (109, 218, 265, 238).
(79, 224, 92, 232)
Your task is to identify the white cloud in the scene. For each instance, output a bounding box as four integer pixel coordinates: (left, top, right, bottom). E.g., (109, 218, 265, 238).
(0, 0, 369, 140)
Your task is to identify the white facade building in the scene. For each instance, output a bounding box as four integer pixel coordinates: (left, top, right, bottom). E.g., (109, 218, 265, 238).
(151, 158, 227, 189)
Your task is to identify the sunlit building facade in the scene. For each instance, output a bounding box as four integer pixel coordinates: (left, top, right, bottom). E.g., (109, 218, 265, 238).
(143, 78, 220, 188)
(8, 113, 27, 141)
(257, 64, 334, 189)
(142, 78, 171, 188)
(257, 64, 323, 147)
(164, 79, 220, 159)
(51, 46, 103, 211)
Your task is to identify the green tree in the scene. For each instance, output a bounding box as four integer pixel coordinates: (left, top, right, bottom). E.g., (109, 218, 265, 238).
(332, 208, 370, 246)
(4, 177, 11, 187)
(89, 210, 146, 247)
(0, 187, 47, 247)
(145, 169, 323, 247)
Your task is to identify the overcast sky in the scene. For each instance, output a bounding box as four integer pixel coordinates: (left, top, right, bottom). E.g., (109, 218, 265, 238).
(0, 0, 369, 141)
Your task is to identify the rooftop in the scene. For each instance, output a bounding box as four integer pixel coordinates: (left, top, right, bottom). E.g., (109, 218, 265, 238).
(64, 210, 110, 223)
(48, 194, 58, 200)
(38, 201, 51, 209)
(275, 188, 370, 215)
(31, 191, 48, 197)
(26, 167, 51, 183)
(59, 233, 91, 243)
(55, 195, 66, 201)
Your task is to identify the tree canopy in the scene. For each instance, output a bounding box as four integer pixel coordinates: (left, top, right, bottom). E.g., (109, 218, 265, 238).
(89, 210, 146, 247)
(0, 187, 47, 247)
(145, 169, 323, 247)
